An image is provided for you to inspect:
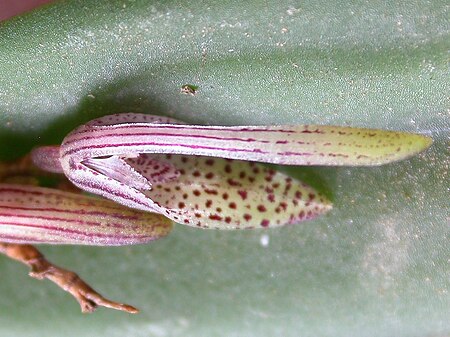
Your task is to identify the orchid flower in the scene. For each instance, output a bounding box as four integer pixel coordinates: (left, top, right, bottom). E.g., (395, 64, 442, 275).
(0, 113, 432, 313)
(30, 113, 431, 231)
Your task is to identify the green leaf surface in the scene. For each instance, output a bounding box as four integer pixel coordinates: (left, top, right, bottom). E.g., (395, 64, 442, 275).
(0, 1, 448, 336)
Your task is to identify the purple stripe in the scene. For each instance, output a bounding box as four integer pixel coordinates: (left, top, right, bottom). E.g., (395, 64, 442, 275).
(0, 234, 155, 245)
(0, 186, 144, 213)
(0, 212, 114, 228)
(0, 220, 102, 235)
(0, 186, 46, 196)
(72, 123, 300, 137)
(276, 151, 314, 156)
(0, 231, 157, 246)
(0, 186, 84, 202)
(0, 205, 140, 221)
(70, 177, 152, 209)
(63, 141, 268, 158)
(64, 130, 277, 147)
(0, 220, 146, 240)
(0, 234, 58, 243)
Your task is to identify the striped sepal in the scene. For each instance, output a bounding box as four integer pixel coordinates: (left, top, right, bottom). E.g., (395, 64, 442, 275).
(0, 184, 172, 245)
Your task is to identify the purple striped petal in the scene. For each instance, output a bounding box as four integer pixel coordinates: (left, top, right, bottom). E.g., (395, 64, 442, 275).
(61, 114, 432, 167)
(0, 184, 172, 245)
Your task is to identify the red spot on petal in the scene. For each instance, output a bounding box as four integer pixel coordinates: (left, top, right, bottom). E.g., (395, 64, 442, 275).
(239, 171, 246, 178)
(209, 214, 222, 221)
(178, 202, 185, 209)
(204, 188, 218, 195)
(238, 190, 248, 200)
(222, 193, 229, 200)
(205, 159, 215, 166)
(284, 184, 292, 194)
(195, 213, 202, 218)
(265, 187, 274, 194)
(181, 157, 188, 163)
(295, 191, 302, 199)
(183, 193, 188, 199)
(243, 214, 252, 221)
(227, 178, 241, 187)
(229, 202, 237, 209)
(206, 200, 213, 208)
(260, 219, 270, 227)
(193, 171, 201, 177)
(205, 172, 214, 179)
(225, 217, 232, 224)
(267, 194, 275, 202)
(257, 205, 267, 212)
(224, 164, 232, 173)
(193, 190, 201, 196)
(308, 193, 316, 200)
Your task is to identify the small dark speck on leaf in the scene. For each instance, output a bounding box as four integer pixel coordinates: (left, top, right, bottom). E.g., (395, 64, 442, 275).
(181, 84, 199, 96)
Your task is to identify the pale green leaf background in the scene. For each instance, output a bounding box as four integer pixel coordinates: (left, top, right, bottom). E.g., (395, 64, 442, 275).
(0, 1, 448, 336)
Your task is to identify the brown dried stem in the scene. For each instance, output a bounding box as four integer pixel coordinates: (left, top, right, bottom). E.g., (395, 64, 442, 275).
(0, 243, 138, 313)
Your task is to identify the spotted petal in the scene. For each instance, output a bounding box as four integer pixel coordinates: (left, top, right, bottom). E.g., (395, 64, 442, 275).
(135, 154, 331, 229)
